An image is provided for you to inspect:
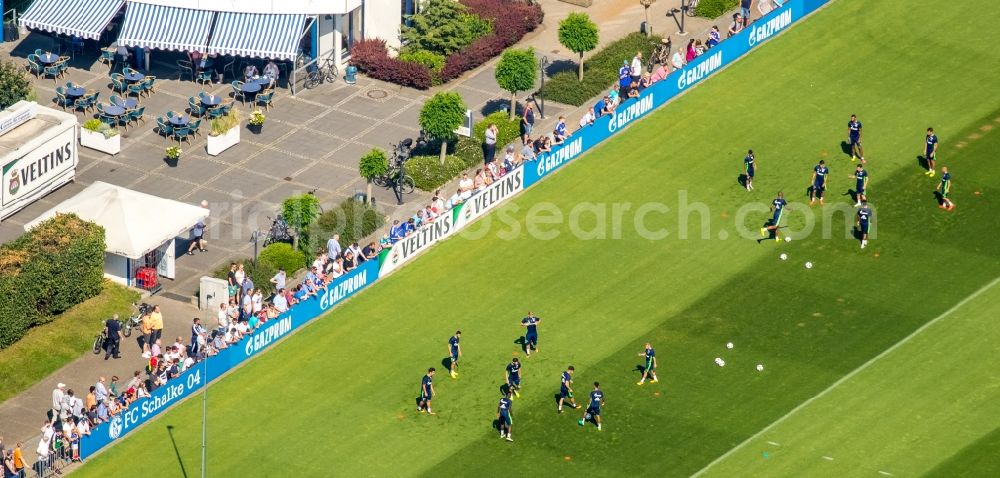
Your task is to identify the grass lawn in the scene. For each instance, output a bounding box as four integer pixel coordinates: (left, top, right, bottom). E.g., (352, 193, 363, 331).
(75, 0, 1000, 476)
(0, 281, 138, 403)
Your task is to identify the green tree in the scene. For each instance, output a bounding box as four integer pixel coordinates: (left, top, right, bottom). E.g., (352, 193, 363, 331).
(281, 193, 322, 255)
(0, 59, 34, 109)
(558, 12, 600, 81)
(419, 92, 468, 164)
(494, 48, 538, 120)
(401, 0, 486, 56)
(358, 148, 389, 205)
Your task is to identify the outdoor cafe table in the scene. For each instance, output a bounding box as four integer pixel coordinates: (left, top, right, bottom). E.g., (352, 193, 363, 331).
(65, 87, 85, 99)
(240, 82, 262, 98)
(250, 76, 272, 87)
(201, 95, 222, 107)
(124, 72, 145, 83)
(169, 114, 190, 126)
(115, 97, 138, 109)
(38, 53, 59, 64)
(104, 105, 126, 117)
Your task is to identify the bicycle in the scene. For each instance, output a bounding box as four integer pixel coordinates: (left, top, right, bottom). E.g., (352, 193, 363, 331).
(303, 55, 339, 89)
(374, 140, 416, 194)
(685, 0, 699, 16)
(648, 37, 672, 70)
(93, 323, 108, 355)
(123, 302, 151, 338)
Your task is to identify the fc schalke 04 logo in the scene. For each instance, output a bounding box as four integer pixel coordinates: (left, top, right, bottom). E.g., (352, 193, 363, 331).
(8, 171, 20, 196)
(108, 415, 123, 439)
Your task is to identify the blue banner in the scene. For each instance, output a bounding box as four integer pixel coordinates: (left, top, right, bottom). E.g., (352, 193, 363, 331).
(80, 259, 379, 457)
(524, 0, 822, 188)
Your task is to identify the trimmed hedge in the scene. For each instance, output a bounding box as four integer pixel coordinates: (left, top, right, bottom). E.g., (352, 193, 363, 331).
(541, 32, 660, 106)
(257, 243, 307, 273)
(408, 154, 467, 191)
(453, 111, 521, 167)
(352, 0, 543, 87)
(695, 0, 739, 18)
(214, 257, 279, 295)
(0, 213, 106, 348)
(313, 198, 386, 249)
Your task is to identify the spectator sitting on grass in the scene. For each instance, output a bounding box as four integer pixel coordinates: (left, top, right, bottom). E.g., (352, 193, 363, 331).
(650, 63, 668, 83)
(535, 136, 552, 154)
(343, 251, 357, 272)
(212, 330, 228, 351)
(639, 73, 652, 91)
(459, 173, 474, 199)
(671, 49, 685, 70)
(379, 233, 392, 249)
(303, 277, 320, 297)
(389, 220, 405, 243)
(431, 192, 446, 213)
(413, 209, 425, 228)
(553, 116, 569, 144)
(424, 205, 438, 223)
(292, 284, 308, 303)
(486, 160, 502, 181)
(729, 13, 744, 37)
(628, 80, 640, 99)
(579, 109, 595, 129)
(404, 218, 417, 235)
(520, 141, 537, 162)
(474, 169, 486, 192)
(503, 145, 518, 171)
(446, 188, 463, 209)
(608, 88, 620, 109)
(707, 25, 721, 48)
(363, 242, 380, 260)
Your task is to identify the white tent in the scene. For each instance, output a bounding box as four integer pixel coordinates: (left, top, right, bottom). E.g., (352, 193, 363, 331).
(24, 181, 209, 287)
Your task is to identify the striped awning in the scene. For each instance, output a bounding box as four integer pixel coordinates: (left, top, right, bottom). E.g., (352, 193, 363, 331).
(118, 2, 215, 52)
(19, 0, 124, 40)
(208, 12, 308, 61)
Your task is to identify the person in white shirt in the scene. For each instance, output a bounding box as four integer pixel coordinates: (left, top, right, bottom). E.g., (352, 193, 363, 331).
(37, 421, 54, 460)
(273, 289, 289, 312)
(251, 290, 263, 315)
(270, 269, 286, 290)
(244, 63, 259, 80)
(579, 109, 595, 130)
(262, 61, 279, 85)
(459, 173, 474, 200)
(51, 383, 65, 421)
(630, 51, 643, 84)
(77, 417, 91, 436)
(217, 303, 229, 330)
(671, 50, 685, 70)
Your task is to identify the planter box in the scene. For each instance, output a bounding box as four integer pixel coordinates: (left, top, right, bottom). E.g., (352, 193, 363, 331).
(79, 128, 121, 155)
(206, 126, 240, 156)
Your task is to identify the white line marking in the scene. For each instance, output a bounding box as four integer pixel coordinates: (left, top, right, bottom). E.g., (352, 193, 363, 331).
(822, 456, 834, 461)
(766, 441, 781, 446)
(878, 471, 894, 476)
(690, 276, 1000, 477)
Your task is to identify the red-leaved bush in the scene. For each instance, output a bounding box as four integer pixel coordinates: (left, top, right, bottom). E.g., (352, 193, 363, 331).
(350, 0, 543, 87)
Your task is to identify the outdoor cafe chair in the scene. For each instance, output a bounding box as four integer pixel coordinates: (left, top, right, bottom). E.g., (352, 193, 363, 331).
(74, 91, 97, 114)
(110, 95, 124, 106)
(43, 65, 62, 83)
(189, 119, 202, 138)
(53, 87, 72, 111)
(156, 117, 173, 142)
(26, 58, 42, 78)
(188, 97, 205, 117)
(110, 73, 127, 93)
(230, 81, 245, 104)
(176, 60, 194, 81)
(205, 105, 225, 120)
(128, 81, 145, 98)
(99, 48, 116, 71)
(196, 70, 213, 86)
(34, 48, 43, 57)
(172, 126, 191, 145)
(96, 104, 117, 127)
(142, 76, 157, 95)
(219, 98, 235, 114)
(128, 106, 146, 127)
(255, 90, 274, 111)
(223, 59, 237, 82)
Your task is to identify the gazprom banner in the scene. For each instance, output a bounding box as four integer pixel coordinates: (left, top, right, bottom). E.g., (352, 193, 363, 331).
(523, 0, 826, 188)
(80, 259, 379, 458)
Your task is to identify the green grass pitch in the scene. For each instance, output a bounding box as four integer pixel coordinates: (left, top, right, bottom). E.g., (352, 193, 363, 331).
(76, 1, 1000, 476)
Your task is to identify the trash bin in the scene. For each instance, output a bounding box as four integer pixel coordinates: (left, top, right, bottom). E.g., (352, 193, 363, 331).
(641, 21, 648, 36)
(345, 65, 358, 84)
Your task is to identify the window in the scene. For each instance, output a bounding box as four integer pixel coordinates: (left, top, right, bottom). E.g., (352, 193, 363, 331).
(341, 7, 364, 58)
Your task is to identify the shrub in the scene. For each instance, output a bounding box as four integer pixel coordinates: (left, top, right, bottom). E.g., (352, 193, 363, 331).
(0, 213, 105, 348)
(313, 199, 386, 248)
(401, 0, 489, 56)
(541, 32, 660, 106)
(350, 39, 390, 72)
(400, 49, 447, 75)
(695, 0, 739, 18)
(439, 35, 507, 82)
(257, 243, 307, 274)
(0, 59, 33, 110)
(282, 193, 322, 257)
(436, 0, 544, 83)
(408, 154, 467, 191)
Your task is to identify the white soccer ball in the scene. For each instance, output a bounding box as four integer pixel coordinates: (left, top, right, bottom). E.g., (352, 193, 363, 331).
(726, 342, 734, 349)
(805, 262, 813, 269)
(784, 236, 791, 242)
(715, 358, 725, 367)
(779, 253, 788, 260)
(756, 364, 764, 372)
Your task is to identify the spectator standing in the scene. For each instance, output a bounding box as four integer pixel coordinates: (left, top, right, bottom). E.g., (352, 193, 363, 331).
(630, 51, 643, 85)
(104, 314, 123, 360)
(51, 383, 65, 422)
(740, 0, 753, 27)
(270, 268, 286, 291)
(227, 263, 239, 299)
(12, 443, 25, 476)
(483, 123, 498, 164)
(671, 48, 685, 70)
(36, 422, 53, 470)
(95, 377, 109, 404)
(149, 305, 164, 344)
(520, 103, 535, 145)
(274, 289, 289, 312)
(140, 311, 152, 357)
(84, 387, 96, 412)
(191, 318, 206, 356)
(459, 173, 474, 200)
(186, 218, 207, 255)
(617, 60, 632, 99)
(327, 234, 342, 260)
